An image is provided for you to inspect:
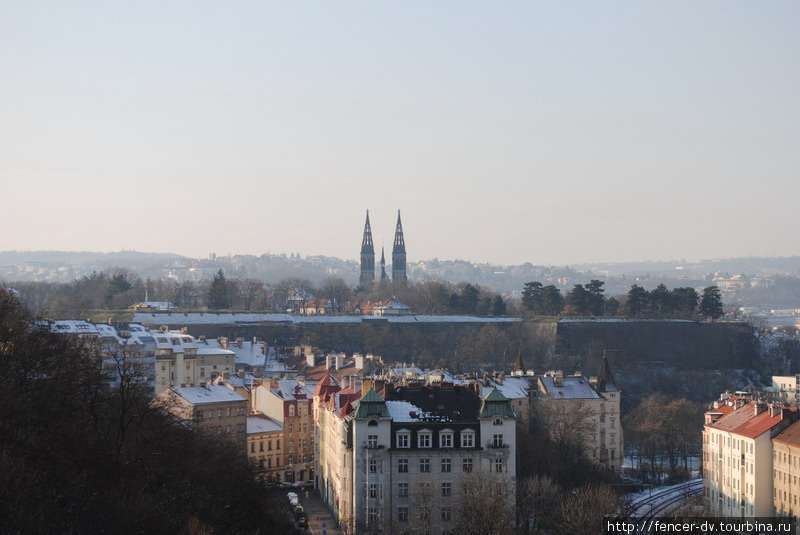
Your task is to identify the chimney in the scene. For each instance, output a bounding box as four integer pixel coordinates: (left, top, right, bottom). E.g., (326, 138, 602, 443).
(769, 404, 781, 418)
(362, 379, 374, 395)
(354, 353, 365, 369)
(306, 351, 316, 368)
(219, 337, 228, 350)
(335, 353, 344, 370)
(754, 402, 767, 415)
(734, 398, 746, 409)
(325, 354, 334, 369)
(236, 337, 244, 348)
(497, 374, 504, 385)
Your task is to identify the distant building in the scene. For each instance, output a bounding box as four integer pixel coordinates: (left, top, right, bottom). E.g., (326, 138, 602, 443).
(535, 357, 623, 472)
(154, 384, 248, 450)
(359, 210, 407, 288)
(372, 298, 412, 316)
(130, 301, 175, 311)
(153, 330, 236, 395)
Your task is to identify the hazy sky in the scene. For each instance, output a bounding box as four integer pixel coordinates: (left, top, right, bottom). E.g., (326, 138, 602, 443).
(1, 2, 798, 265)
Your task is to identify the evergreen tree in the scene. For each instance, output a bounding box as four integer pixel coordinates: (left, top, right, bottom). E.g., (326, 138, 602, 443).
(541, 285, 565, 316)
(671, 287, 699, 319)
(585, 279, 605, 316)
(460, 284, 480, 315)
(649, 283, 673, 317)
(626, 285, 649, 317)
(208, 269, 230, 309)
(699, 285, 724, 321)
(566, 284, 589, 315)
(521, 281, 544, 314)
(491, 295, 507, 316)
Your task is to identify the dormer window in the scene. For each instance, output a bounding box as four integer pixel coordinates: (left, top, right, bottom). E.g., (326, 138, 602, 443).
(397, 430, 410, 448)
(493, 418, 503, 426)
(418, 430, 432, 448)
(461, 430, 475, 448)
(440, 430, 453, 448)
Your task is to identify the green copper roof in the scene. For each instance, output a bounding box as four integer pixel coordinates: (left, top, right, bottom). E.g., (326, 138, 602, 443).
(479, 387, 514, 418)
(354, 388, 389, 419)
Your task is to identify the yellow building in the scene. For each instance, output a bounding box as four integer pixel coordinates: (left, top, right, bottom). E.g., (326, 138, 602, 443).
(153, 330, 235, 394)
(773, 419, 800, 528)
(154, 384, 248, 451)
(247, 414, 284, 483)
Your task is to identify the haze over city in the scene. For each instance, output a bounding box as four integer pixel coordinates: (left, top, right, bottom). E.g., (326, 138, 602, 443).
(2, 2, 798, 265)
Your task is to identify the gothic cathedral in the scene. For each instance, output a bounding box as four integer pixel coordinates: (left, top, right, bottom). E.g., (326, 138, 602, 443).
(359, 210, 407, 288)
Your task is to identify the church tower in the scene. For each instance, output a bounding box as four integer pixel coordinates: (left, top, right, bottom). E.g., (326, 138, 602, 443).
(380, 246, 390, 280)
(391, 210, 407, 281)
(359, 210, 375, 288)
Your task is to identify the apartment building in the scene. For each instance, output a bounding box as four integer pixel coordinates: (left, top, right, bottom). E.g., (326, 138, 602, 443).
(703, 398, 795, 517)
(154, 330, 235, 394)
(535, 357, 623, 471)
(247, 414, 284, 483)
(772, 419, 800, 528)
(252, 379, 315, 484)
(154, 384, 248, 450)
(314, 376, 516, 535)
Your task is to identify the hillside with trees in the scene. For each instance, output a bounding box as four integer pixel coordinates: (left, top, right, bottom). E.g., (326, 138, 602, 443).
(0, 289, 292, 535)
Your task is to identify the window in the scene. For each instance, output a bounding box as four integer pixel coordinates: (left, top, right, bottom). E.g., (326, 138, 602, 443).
(398, 482, 408, 497)
(440, 432, 453, 448)
(441, 458, 451, 473)
(368, 435, 378, 448)
(398, 459, 408, 473)
(420, 459, 431, 473)
(369, 508, 379, 523)
(442, 482, 452, 497)
(397, 431, 410, 448)
(493, 434, 504, 447)
(398, 507, 408, 522)
(493, 418, 503, 426)
(289, 405, 295, 417)
(288, 424, 294, 434)
(259, 441, 264, 452)
(494, 459, 503, 473)
(418, 431, 432, 448)
(369, 459, 378, 473)
(461, 431, 475, 448)
(610, 433, 616, 445)
(441, 507, 452, 521)
(463, 458, 473, 472)
(250, 442, 255, 453)
(369, 483, 378, 498)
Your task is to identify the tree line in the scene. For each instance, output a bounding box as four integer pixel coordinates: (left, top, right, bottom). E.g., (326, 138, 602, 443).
(0, 289, 292, 534)
(521, 280, 725, 321)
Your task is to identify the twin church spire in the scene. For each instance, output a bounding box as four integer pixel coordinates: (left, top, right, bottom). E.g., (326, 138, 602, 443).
(360, 210, 407, 288)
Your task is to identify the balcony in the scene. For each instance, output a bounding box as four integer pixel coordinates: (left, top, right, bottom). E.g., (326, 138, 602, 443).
(487, 441, 508, 449)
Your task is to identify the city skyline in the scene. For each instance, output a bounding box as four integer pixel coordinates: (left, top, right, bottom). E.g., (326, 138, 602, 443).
(2, 2, 799, 265)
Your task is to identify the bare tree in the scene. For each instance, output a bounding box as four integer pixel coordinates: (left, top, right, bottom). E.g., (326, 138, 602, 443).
(558, 484, 620, 535)
(532, 398, 597, 456)
(318, 276, 351, 313)
(409, 477, 436, 535)
(455, 469, 515, 535)
(517, 475, 560, 534)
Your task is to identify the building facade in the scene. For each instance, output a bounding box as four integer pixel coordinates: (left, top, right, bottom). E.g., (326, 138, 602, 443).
(534, 357, 623, 471)
(247, 414, 285, 483)
(315, 379, 516, 535)
(154, 384, 248, 450)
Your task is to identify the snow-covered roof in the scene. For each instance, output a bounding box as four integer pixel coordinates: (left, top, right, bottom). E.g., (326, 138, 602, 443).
(391, 367, 426, 378)
(539, 375, 601, 400)
(247, 415, 283, 434)
(560, 318, 696, 323)
(48, 320, 99, 334)
(198, 338, 267, 367)
(385, 400, 439, 423)
(196, 347, 236, 356)
(171, 385, 247, 405)
(271, 380, 314, 401)
(481, 377, 531, 400)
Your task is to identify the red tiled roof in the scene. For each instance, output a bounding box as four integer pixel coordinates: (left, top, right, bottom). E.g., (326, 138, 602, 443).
(774, 420, 800, 447)
(708, 402, 793, 439)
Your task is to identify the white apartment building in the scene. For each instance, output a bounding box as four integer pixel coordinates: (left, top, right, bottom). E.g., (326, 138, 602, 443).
(153, 330, 235, 394)
(314, 375, 516, 535)
(703, 398, 795, 517)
